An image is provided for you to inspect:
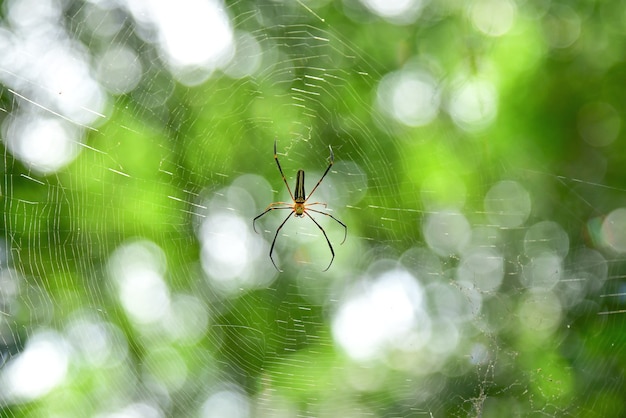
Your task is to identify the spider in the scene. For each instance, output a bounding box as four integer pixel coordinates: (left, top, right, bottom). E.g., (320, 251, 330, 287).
(253, 140, 347, 272)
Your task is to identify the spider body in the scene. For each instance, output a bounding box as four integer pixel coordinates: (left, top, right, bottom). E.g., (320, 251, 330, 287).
(294, 170, 306, 215)
(253, 140, 347, 271)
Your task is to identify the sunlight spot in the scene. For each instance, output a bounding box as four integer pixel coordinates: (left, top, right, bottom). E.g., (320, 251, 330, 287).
(162, 294, 209, 343)
(96, 402, 164, 418)
(428, 318, 460, 357)
(6, 0, 60, 28)
(448, 77, 498, 132)
(143, 346, 188, 390)
(122, 0, 234, 84)
(543, 5, 581, 49)
(199, 208, 274, 293)
(427, 281, 482, 323)
(0, 29, 106, 126)
(559, 248, 605, 308)
(521, 253, 562, 290)
(81, 1, 128, 38)
(3, 114, 82, 174)
(524, 221, 570, 258)
(108, 240, 171, 325)
(332, 160, 369, 206)
(601, 208, 626, 253)
(469, 343, 490, 365)
(202, 213, 249, 274)
(201, 213, 256, 287)
(65, 316, 128, 368)
(332, 269, 427, 361)
(223, 31, 262, 79)
(423, 210, 471, 256)
(469, 226, 502, 250)
(577, 102, 621, 147)
(518, 290, 562, 336)
(457, 281, 484, 319)
(569, 248, 607, 293)
(96, 45, 143, 94)
(360, 0, 424, 24)
(0, 330, 69, 402)
(0, 268, 20, 317)
(35, 47, 106, 125)
(118, 267, 170, 324)
(400, 247, 443, 283)
(201, 387, 250, 418)
(377, 69, 439, 127)
(457, 248, 504, 293)
(470, 0, 516, 37)
(0, 0, 106, 174)
(484, 180, 531, 227)
(199, 182, 275, 293)
(254, 389, 298, 417)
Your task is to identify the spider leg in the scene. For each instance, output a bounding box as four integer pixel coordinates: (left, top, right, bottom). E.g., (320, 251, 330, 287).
(306, 208, 347, 244)
(252, 204, 293, 233)
(304, 145, 334, 202)
(304, 212, 335, 272)
(269, 210, 295, 272)
(274, 139, 295, 201)
(303, 201, 327, 209)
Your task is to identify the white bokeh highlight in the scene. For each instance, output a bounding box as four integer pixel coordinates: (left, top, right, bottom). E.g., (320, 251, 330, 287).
(360, 0, 425, 24)
(0, 330, 70, 402)
(484, 180, 531, 228)
(198, 181, 276, 294)
(457, 248, 504, 293)
(0, 0, 107, 174)
(524, 221, 570, 258)
(578, 102, 621, 147)
(96, 45, 143, 94)
(601, 208, 626, 253)
(3, 115, 82, 174)
(201, 387, 250, 418)
(377, 68, 440, 127)
(423, 210, 471, 256)
(470, 0, 516, 37)
(122, 0, 235, 84)
(517, 290, 562, 336)
(447, 77, 498, 131)
(521, 253, 562, 290)
(332, 269, 428, 361)
(108, 240, 171, 325)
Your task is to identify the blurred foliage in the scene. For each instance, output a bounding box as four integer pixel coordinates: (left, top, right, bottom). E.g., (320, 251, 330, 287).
(1, 0, 626, 417)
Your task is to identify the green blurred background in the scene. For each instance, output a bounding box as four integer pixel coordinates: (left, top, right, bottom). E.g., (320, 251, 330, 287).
(1, 0, 626, 416)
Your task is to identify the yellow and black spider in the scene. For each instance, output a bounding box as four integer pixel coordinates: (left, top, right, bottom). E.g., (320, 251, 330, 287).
(253, 140, 347, 271)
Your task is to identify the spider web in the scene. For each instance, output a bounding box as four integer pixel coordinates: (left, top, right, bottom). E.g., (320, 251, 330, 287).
(0, 0, 625, 417)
